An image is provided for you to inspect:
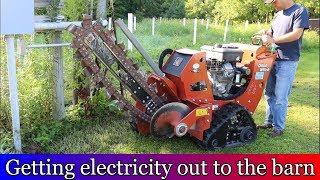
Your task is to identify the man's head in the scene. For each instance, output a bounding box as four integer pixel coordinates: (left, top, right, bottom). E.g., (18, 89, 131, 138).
(264, 0, 294, 11)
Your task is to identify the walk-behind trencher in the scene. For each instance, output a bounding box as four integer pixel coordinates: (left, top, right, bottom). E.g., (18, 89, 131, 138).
(68, 15, 276, 150)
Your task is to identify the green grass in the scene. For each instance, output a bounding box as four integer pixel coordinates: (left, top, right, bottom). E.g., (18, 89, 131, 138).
(0, 19, 319, 153)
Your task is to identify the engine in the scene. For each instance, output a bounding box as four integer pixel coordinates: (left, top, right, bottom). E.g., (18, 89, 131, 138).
(201, 44, 251, 99)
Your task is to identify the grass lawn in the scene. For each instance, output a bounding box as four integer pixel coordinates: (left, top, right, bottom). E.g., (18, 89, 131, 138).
(49, 20, 319, 154)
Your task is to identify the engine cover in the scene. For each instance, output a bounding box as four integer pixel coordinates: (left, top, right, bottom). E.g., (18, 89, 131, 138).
(201, 44, 244, 62)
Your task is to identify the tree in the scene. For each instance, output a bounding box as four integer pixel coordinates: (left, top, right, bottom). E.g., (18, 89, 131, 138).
(185, 0, 210, 19)
(62, 0, 92, 21)
(213, 0, 242, 21)
(62, 0, 319, 21)
(162, 0, 186, 18)
(295, 0, 319, 18)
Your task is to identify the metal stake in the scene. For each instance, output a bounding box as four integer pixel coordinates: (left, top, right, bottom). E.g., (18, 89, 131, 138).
(52, 31, 65, 120)
(5, 35, 22, 153)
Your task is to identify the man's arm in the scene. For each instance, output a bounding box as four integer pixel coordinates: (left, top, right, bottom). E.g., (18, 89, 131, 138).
(264, 28, 304, 46)
(265, 7, 309, 47)
(274, 28, 304, 43)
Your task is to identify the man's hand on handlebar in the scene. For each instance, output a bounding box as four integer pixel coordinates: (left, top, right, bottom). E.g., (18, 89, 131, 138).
(263, 35, 275, 47)
(258, 29, 273, 37)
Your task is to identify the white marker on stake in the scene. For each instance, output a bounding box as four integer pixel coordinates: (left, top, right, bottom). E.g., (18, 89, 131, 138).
(193, 18, 197, 45)
(108, 17, 112, 30)
(223, 19, 229, 42)
(152, 17, 155, 36)
(245, 20, 249, 31)
(133, 16, 137, 31)
(183, 18, 186, 26)
(201, 19, 204, 25)
(5, 35, 22, 153)
(206, 19, 209, 30)
(128, 13, 133, 51)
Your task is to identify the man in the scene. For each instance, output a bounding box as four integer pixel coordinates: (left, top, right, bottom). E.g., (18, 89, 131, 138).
(257, 0, 310, 137)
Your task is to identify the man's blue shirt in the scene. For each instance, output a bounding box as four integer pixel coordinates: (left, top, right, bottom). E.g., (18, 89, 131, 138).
(271, 4, 310, 61)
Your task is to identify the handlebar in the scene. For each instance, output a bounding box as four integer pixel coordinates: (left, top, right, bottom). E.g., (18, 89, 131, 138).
(251, 34, 268, 45)
(251, 34, 277, 53)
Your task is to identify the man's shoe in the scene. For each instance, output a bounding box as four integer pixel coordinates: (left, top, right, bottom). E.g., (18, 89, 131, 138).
(268, 129, 284, 138)
(256, 124, 273, 129)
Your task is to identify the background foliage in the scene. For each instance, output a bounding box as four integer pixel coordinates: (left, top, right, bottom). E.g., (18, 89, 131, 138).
(186, 0, 319, 21)
(61, 0, 319, 22)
